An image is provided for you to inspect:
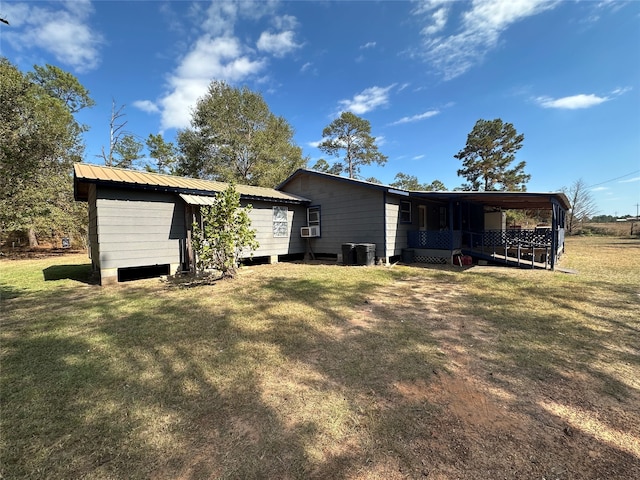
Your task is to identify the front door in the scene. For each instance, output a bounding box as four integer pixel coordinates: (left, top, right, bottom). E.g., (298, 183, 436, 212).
(418, 205, 427, 231)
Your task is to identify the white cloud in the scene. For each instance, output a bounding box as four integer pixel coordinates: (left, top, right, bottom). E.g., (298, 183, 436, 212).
(300, 62, 312, 72)
(273, 14, 298, 31)
(360, 41, 377, 49)
(257, 30, 301, 57)
(415, 0, 559, 80)
(133, 100, 160, 114)
(3, 1, 103, 73)
(620, 176, 640, 183)
(412, 154, 426, 160)
(200, 0, 280, 36)
(591, 186, 608, 192)
(411, 0, 450, 16)
(159, 35, 266, 131)
(389, 109, 440, 125)
(535, 87, 631, 110)
(421, 6, 449, 35)
(536, 94, 608, 109)
(611, 86, 632, 96)
(155, 2, 300, 131)
(336, 84, 396, 115)
(308, 140, 322, 148)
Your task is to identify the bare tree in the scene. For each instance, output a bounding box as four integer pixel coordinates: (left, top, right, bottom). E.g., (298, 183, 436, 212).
(97, 99, 143, 168)
(564, 178, 598, 234)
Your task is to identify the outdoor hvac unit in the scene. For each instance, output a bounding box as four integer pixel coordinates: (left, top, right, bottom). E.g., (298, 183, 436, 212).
(300, 226, 320, 238)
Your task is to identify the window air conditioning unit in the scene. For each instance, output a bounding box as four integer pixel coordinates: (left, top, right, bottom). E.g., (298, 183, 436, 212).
(300, 226, 320, 238)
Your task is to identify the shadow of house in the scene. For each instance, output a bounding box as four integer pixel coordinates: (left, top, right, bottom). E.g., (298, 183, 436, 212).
(43, 264, 96, 284)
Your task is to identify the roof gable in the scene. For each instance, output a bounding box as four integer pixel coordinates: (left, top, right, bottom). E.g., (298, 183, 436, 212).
(276, 168, 409, 196)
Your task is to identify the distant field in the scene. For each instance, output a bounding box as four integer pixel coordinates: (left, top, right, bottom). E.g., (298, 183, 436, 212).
(1, 236, 639, 479)
(580, 221, 638, 237)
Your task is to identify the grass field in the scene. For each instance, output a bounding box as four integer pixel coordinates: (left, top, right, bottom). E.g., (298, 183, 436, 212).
(1, 236, 639, 479)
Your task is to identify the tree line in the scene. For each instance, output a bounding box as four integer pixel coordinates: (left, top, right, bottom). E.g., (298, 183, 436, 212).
(1, 57, 593, 248)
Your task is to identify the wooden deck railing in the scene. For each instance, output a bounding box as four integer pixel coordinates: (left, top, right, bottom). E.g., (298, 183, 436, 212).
(408, 228, 565, 269)
(465, 229, 555, 268)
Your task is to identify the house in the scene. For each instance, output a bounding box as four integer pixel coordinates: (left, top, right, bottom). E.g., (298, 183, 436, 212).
(73, 163, 310, 285)
(73, 164, 570, 285)
(277, 169, 570, 269)
(276, 169, 420, 264)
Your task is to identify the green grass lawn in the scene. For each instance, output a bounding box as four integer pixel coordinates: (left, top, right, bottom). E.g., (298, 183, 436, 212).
(1, 236, 639, 479)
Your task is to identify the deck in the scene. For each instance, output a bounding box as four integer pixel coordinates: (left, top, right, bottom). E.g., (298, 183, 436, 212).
(408, 228, 565, 270)
(462, 229, 554, 269)
(462, 247, 550, 269)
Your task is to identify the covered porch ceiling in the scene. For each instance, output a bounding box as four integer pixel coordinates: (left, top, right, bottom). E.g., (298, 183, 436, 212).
(410, 191, 571, 211)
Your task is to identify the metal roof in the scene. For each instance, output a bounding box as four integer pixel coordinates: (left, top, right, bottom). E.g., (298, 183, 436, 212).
(278, 169, 570, 211)
(277, 168, 400, 194)
(410, 190, 571, 211)
(74, 163, 310, 204)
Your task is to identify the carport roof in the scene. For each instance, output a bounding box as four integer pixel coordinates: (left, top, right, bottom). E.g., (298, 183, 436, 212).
(410, 190, 571, 211)
(74, 163, 310, 204)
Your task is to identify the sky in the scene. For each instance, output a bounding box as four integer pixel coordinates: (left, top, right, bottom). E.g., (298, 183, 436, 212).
(1, 0, 639, 216)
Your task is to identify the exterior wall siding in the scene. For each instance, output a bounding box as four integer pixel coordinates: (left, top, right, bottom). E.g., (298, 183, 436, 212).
(96, 188, 185, 270)
(386, 196, 413, 259)
(94, 187, 308, 278)
(279, 174, 386, 258)
(88, 184, 100, 270)
(241, 200, 307, 257)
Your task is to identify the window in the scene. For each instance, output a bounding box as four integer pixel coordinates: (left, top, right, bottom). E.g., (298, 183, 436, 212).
(307, 206, 321, 232)
(273, 206, 288, 237)
(400, 201, 412, 223)
(439, 206, 448, 229)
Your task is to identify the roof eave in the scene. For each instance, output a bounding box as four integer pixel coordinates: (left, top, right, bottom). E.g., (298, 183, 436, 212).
(74, 177, 310, 204)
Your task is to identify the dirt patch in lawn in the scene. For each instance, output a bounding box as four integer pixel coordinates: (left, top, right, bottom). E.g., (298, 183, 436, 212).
(355, 275, 640, 479)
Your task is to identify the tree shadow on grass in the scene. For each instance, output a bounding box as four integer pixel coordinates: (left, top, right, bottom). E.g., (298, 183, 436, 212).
(0, 283, 27, 300)
(4, 260, 639, 479)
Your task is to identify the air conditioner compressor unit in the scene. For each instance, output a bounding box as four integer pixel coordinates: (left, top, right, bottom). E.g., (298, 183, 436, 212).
(300, 226, 320, 238)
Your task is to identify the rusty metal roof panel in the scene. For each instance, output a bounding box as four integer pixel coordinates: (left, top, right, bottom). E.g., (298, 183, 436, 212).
(74, 163, 310, 203)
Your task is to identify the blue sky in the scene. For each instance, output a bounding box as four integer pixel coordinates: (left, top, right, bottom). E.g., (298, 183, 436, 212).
(1, 0, 639, 216)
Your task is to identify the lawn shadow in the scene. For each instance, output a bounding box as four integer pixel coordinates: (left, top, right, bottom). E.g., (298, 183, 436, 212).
(0, 283, 27, 300)
(43, 263, 97, 284)
(4, 256, 639, 479)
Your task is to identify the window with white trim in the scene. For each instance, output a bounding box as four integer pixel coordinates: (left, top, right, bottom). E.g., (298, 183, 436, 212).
(400, 200, 412, 223)
(307, 206, 321, 235)
(273, 206, 288, 237)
